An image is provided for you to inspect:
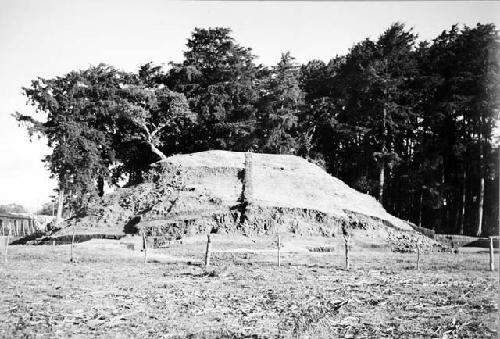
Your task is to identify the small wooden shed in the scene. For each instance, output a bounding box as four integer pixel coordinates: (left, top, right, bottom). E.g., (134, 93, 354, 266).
(0, 213, 36, 237)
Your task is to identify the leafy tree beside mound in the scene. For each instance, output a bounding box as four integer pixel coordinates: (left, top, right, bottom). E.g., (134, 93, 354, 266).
(15, 65, 195, 221)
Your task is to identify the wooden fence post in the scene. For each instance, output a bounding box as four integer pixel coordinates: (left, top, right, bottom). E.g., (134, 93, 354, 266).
(416, 244, 421, 270)
(341, 224, 351, 270)
(277, 234, 281, 267)
(70, 225, 76, 262)
(4, 224, 10, 264)
(344, 234, 350, 270)
(142, 230, 148, 264)
(205, 234, 212, 268)
(489, 237, 494, 271)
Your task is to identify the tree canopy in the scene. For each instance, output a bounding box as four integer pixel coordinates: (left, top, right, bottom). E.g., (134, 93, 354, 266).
(16, 24, 499, 236)
(0, 204, 29, 214)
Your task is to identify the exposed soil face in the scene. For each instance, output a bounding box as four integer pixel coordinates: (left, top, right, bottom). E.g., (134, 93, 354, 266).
(47, 151, 442, 251)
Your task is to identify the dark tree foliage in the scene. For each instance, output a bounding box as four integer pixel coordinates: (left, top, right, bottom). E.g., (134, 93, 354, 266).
(16, 24, 499, 235)
(301, 23, 499, 236)
(16, 65, 127, 215)
(16, 64, 194, 215)
(166, 27, 262, 151)
(257, 52, 304, 154)
(418, 23, 500, 235)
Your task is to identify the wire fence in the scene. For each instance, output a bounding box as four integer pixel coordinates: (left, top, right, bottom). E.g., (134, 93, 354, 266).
(1, 231, 498, 271)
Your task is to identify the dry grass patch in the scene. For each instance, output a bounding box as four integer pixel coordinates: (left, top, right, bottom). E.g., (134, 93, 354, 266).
(0, 244, 497, 338)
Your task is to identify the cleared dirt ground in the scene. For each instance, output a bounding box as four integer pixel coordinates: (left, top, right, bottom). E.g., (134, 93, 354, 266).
(0, 241, 498, 339)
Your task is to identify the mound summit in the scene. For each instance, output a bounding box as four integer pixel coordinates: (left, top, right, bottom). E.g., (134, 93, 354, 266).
(54, 150, 438, 251)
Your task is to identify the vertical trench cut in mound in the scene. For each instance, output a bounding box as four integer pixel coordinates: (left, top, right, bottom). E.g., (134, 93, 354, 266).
(46, 150, 442, 251)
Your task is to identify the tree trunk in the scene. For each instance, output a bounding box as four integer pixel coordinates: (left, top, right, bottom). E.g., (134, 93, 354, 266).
(408, 176, 412, 221)
(148, 142, 167, 162)
(418, 190, 423, 227)
(379, 165, 385, 203)
(477, 168, 484, 237)
(97, 176, 105, 197)
(379, 102, 387, 204)
(477, 125, 484, 237)
(459, 169, 466, 235)
(55, 187, 64, 225)
(439, 167, 445, 233)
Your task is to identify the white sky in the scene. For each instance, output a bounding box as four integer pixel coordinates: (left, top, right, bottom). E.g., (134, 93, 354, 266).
(1, 0, 499, 211)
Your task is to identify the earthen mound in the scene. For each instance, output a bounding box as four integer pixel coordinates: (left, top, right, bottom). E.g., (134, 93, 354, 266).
(47, 151, 442, 251)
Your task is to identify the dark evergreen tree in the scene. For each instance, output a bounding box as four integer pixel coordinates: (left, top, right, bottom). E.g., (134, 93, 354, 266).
(257, 52, 304, 154)
(166, 27, 262, 151)
(16, 65, 124, 218)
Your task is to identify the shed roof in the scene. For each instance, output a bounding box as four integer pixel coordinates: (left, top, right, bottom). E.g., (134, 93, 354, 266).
(0, 213, 33, 220)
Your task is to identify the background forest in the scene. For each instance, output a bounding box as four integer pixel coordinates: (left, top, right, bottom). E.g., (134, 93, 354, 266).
(16, 23, 499, 236)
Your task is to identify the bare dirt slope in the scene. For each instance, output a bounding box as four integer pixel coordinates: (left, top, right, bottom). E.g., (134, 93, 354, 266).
(165, 151, 409, 229)
(47, 151, 439, 251)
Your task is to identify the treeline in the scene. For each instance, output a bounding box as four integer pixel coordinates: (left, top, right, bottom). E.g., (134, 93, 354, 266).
(17, 23, 499, 236)
(0, 204, 28, 214)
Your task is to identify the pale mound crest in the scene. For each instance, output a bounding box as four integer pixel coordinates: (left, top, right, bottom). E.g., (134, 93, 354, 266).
(162, 150, 411, 231)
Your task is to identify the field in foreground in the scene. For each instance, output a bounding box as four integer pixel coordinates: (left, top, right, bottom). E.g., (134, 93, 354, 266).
(0, 241, 498, 338)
